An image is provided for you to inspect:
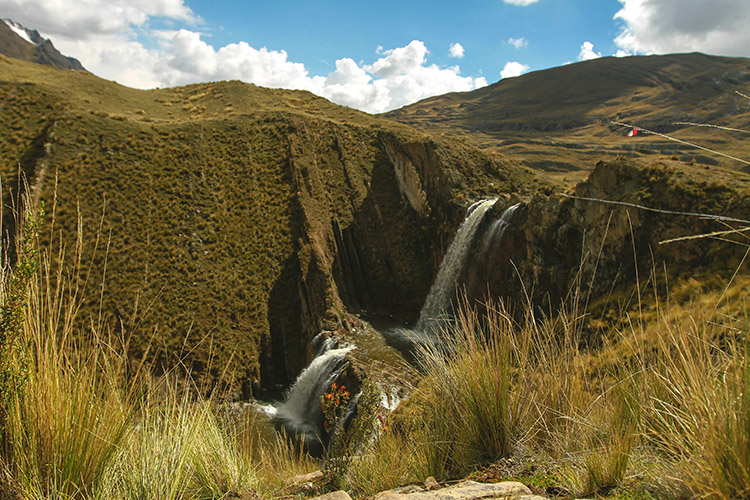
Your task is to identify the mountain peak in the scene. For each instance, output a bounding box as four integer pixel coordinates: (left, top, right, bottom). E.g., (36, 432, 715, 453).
(0, 18, 85, 71)
(2, 19, 39, 45)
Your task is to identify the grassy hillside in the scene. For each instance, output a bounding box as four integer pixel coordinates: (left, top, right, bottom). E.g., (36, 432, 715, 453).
(387, 53, 750, 185)
(0, 54, 547, 394)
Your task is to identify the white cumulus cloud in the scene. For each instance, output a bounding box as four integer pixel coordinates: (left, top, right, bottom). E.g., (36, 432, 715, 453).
(507, 37, 528, 49)
(161, 29, 313, 90)
(356, 40, 486, 111)
(0, 1, 487, 113)
(160, 36, 486, 112)
(449, 42, 465, 58)
(503, 0, 540, 5)
(577, 41, 602, 61)
(0, 0, 197, 39)
(366, 40, 430, 78)
(614, 0, 750, 56)
(500, 61, 529, 78)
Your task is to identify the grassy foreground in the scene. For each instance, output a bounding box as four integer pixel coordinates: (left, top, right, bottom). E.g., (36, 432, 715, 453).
(0, 205, 319, 500)
(1, 198, 749, 500)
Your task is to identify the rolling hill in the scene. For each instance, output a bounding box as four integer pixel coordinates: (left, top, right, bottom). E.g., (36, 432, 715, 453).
(387, 53, 750, 185)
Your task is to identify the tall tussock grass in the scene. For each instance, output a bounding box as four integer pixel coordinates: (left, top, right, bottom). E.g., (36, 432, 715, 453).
(411, 303, 523, 477)
(408, 297, 641, 495)
(97, 385, 260, 500)
(344, 265, 748, 499)
(1, 203, 130, 499)
(0, 199, 317, 500)
(636, 297, 750, 499)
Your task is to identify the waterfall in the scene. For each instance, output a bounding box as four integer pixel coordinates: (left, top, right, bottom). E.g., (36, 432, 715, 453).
(274, 337, 353, 450)
(415, 198, 498, 332)
(481, 203, 520, 256)
(266, 200, 517, 452)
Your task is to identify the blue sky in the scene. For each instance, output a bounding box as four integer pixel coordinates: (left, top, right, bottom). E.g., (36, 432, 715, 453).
(3, 0, 750, 113)
(186, 0, 622, 77)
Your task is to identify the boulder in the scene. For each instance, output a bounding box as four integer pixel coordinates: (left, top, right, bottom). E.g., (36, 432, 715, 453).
(287, 469, 324, 485)
(375, 480, 547, 500)
(311, 491, 353, 500)
(424, 476, 441, 491)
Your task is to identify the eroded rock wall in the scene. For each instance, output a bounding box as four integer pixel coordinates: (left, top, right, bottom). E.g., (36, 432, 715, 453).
(470, 158, 750, 324)
(260, 122, 538, 392)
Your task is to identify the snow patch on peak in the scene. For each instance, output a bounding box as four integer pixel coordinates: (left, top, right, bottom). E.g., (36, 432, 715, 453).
(3, 19, 37, 46)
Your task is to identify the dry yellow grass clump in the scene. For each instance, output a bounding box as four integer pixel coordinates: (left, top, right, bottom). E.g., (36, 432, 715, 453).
(344, 265, 749, 499)
(0, 201, 318, 500)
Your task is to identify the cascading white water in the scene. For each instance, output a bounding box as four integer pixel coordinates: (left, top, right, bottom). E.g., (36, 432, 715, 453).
(312, 333, 339, 357)
(274, 338, 353, 441)
(480, 203, 520, 256)
(415, 198, 498, 332)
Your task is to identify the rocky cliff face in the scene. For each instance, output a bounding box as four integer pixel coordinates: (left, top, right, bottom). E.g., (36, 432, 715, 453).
(466, 158, 750, 328)
(255, 122, 544, 393)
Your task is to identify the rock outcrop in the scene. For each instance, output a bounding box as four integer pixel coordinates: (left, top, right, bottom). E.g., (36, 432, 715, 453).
(308, 481, 550, 500)
(466, 158, 750, 326)
(375, 481, 546, 500)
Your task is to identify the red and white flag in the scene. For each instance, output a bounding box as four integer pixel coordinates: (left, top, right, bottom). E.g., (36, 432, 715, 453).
(626, 128, 638, 137)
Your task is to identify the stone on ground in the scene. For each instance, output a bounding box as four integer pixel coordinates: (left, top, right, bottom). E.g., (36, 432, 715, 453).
(312, 491, 353, 500)
(374, 480, 548, 500)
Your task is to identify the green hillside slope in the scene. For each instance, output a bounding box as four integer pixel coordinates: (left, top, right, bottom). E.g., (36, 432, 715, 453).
(0, 54, 547, 395)
(387, 53, 750, 184)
